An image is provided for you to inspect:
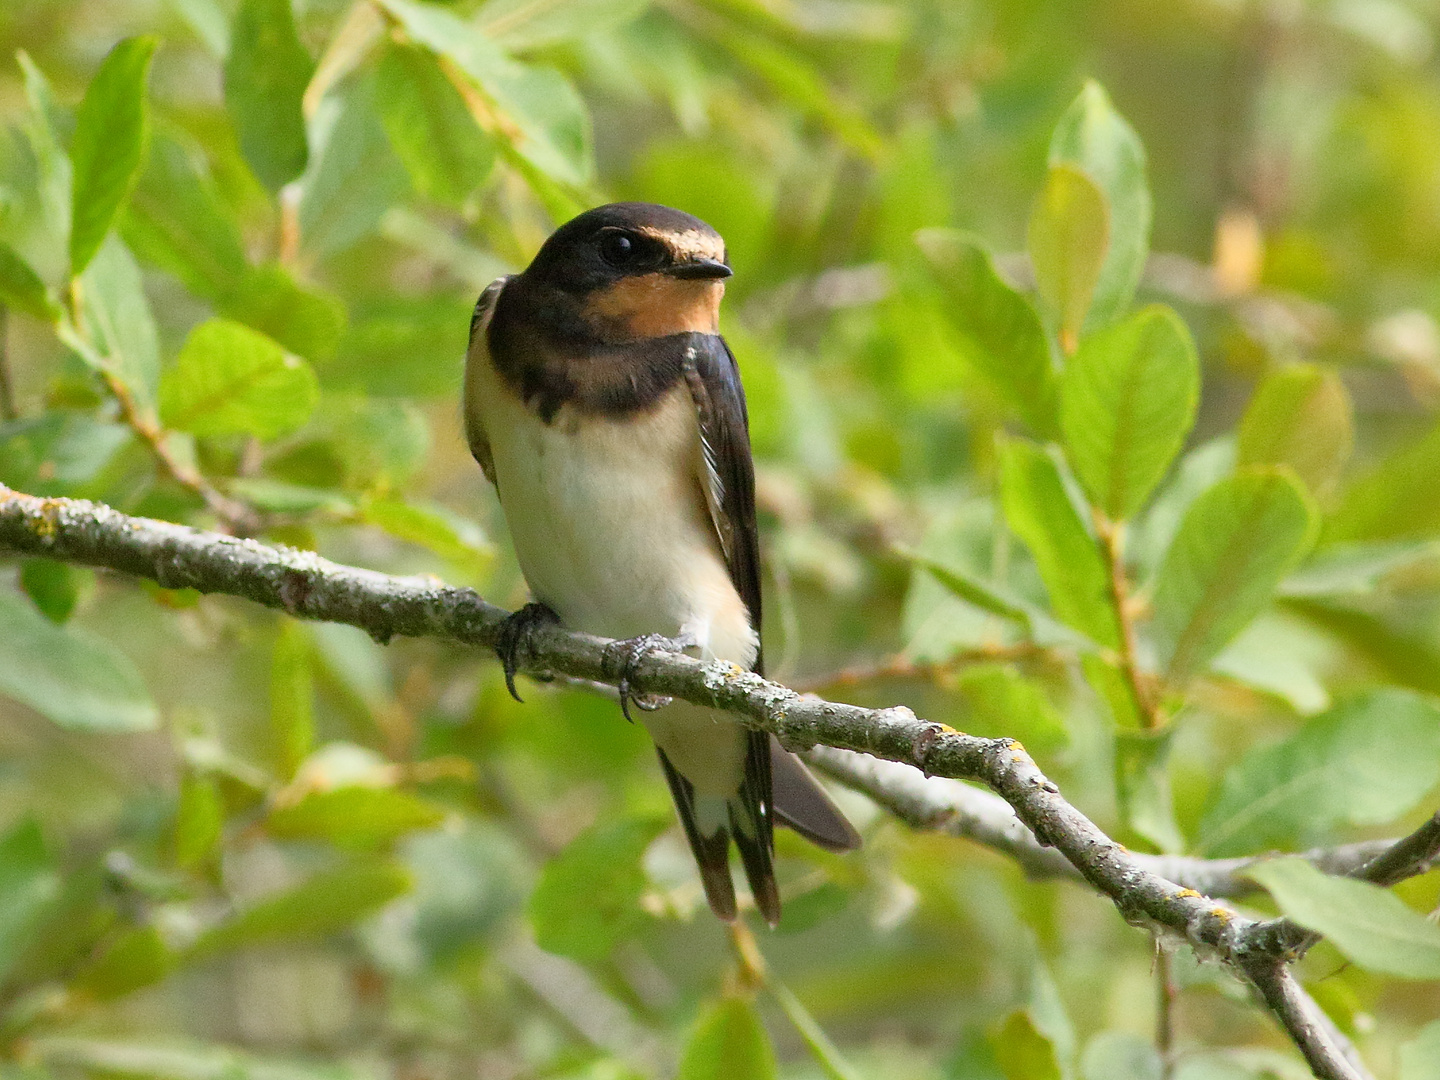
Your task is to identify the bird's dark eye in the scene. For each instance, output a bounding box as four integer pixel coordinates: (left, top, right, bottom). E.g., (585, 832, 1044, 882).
(599, 231, 637, 266)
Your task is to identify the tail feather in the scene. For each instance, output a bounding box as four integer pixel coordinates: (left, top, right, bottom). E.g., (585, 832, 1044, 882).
(730, 729, 780, 926)
(770, 737, 862, 853)
(657, 747, 736, 921)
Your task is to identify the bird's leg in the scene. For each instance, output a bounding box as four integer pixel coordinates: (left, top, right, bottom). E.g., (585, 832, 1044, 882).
(494, 601, 560, 703)
(602, 632, 696, 723)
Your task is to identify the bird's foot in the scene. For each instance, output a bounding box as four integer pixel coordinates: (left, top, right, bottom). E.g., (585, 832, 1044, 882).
(602, 632, 693, 722)
(494, 602, 560, 703)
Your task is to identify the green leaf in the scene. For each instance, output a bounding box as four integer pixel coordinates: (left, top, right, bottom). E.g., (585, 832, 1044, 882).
(476, 0, 649, 49)
(375, 44, 495, 208)
(70, 925, 175, 1000)
(69, 36, 158, 276)
(20, 558, 82, 623)
(1237, 364, 1354, 496)
(1246, 858, 1440, 979)
(1060, 305, 1199, 520)
(1400, 1021, 1440, 1080)
(1081, 1032, 1162, 1080)
(122, 133, 249, 303)
(0, 586, 158, 732)
(189, 861, 410, 959)
(958, 664, 1067, 754)
(174, 772, 224, 870)
(1027, 163, 1109, 352)
(991, 1011, 1062, 1080)
(999, 437, 1120, 648)
(297, 76, 409, 258)
(0, 242, 58, 320)
(376, 0, 594, 187)
(528, 816, 666, 962)
(79, 235, 160, 409)
(678, 997, 778, 1080)
(224, 0, 314, 191)
(1049, 82, 1152, 332)
(915, 229, 1058, 436)
(159, 319, 319, 439)
(1279, 539, 1440, 598)
(222, 264, 347, 364)
(1151, 468, 1318, 679)
(328, 296, 472, 397)
(266, 787, 445, 849)
(362, 497, 494, 578)
(270, 620, 313, 780)
(1198, 687, 1440, 856)
(0, 819, 61, 986)
(1115, 728, 1184, 853)
(1328, 419, 1440, 542)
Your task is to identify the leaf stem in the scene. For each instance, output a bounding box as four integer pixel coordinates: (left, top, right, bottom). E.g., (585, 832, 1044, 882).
(0, 304, 16, 421)
(728, 922, 862, 1080)
(1095, 514, 1163, 729)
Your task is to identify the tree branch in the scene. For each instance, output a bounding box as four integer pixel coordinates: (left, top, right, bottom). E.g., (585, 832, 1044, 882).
(803, 746, 1401, 899)
(0, 486, 1409, 1080)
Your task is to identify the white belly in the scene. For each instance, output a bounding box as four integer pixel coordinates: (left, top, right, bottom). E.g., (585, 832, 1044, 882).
(478, 372, 757, 670)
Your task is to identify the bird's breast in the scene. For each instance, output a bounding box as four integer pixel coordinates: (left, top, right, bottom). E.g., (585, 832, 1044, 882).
(475, 363, 755, 667)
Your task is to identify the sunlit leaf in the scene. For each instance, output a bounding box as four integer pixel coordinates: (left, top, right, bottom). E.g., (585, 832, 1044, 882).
(159, 319, 319, 439)
(1237, 364, 1354, 496)
(678, 996, 778, 1080)
(958, 664, 1067, 754)
(998, 437, 1120, 648)
(0, 819, 61, 986)
(1049, 81, 1151, 332)
(266, 787, 445, 849)
(528, 816, 666, 962)
(991, 1011, 1062, 1080)
(1198, 688, 1440, 856)
(916, 229, 1058, 436)
(189, 861, 411, 959)
(377, 0, 593, 186)
(361, 497, 493, 577)
(375, 44, 495, 208)
(1060, 305, 1199, 520)
(0, 586, 158, 732)
(1151, 468, 1318, 679)
(69, 36, 157, 275)
(224, 0, 314, 191)
(1028, 163, 1109, 352)
(1115, 728, 1184, 853)
(1246, 858, 1440, 979)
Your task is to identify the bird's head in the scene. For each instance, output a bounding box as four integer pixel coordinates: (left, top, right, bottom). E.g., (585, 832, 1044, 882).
(520, 202, 731, 340)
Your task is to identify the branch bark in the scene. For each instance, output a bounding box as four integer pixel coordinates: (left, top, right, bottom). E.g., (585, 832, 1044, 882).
(0, 486, 1411, 1080)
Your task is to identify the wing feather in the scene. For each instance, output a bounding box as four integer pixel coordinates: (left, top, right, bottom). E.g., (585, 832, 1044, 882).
(462, 277, 510, 486)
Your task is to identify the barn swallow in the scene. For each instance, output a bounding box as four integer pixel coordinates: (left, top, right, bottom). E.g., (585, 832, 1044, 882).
(464, 202, 860, 925)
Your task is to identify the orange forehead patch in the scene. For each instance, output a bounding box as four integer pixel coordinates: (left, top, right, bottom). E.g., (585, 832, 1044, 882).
(586, 274, 724, 339)
(635, 225, 727, 264)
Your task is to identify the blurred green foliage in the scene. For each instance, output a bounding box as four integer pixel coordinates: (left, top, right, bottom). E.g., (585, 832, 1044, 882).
(4, 0, 1440, 1077)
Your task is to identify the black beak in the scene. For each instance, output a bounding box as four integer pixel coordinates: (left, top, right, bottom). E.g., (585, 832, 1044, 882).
(667, 258, 732, 280)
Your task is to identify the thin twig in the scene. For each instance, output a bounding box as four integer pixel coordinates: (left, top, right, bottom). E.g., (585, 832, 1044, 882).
(1156, 946, 1176, 1078)
(1242, 963, 1371, 1080)
(0, 488, 1403, 1080)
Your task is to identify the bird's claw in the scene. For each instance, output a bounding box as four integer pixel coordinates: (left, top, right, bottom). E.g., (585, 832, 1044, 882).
(494, 602, 559, 703)
(603, 632, 687, 722)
